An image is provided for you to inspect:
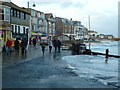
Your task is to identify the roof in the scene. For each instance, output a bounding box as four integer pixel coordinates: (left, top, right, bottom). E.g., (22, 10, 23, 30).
(45, 13, 53, 19)
(88, 30, 98, 33)
(0, 1, 30, 14)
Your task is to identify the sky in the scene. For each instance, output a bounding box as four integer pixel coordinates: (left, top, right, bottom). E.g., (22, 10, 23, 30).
(10, 0, 119, 37)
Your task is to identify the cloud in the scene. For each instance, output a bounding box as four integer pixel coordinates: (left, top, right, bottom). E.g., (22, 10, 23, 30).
(11, 0, 119, 37)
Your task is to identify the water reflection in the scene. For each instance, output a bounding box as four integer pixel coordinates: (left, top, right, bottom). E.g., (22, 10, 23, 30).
(105, 58, 108, 64)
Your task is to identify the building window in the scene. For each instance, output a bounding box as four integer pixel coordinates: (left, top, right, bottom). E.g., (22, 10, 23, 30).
(11, 25, 14, 33)
(23, 27, 25, 34)
(17, 11, 20, 18)
(0, 9, 4, 13)
(15, 25, 17, 33)
(11, 9, 13, 16)
(32, 25, 34, 31)
(2, 14, 4, 20)
(23, 13, 26, 20)
(18, 26, 20, 33)
(0, 14, 4, 20)
(19, 11, 21, 18)
(14, 9, 17, 17)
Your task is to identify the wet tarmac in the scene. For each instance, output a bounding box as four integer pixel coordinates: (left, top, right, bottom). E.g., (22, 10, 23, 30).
(2, 43, 115, 88)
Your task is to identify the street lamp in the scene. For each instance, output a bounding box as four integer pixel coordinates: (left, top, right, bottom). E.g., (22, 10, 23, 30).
(27, 2, 35, 8)
(88, 15, 91, 50)
(27, 2, 36, 45)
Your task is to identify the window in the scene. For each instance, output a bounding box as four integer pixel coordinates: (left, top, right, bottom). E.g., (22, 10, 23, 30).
(17, 11, 20, 18)
(0, 14, 2, 20)
(32, 25, 34, 30)
(23, 13, 26, 20)
(18, 26, 20, 33)
(13, 9, 15, 17)
(23, 27, 25, 34)
(11, 25, 14, 33)
(19, 11, 21, 18)
(0, 14, 4, 20)
(15, 25, 17, 33)
(0, 9, 4, 13)
(14, 9, 17, 17)
(11, 9, 13, 16)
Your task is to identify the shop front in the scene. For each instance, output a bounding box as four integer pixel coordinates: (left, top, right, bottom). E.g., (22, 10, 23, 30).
(0, 26, 11, 52)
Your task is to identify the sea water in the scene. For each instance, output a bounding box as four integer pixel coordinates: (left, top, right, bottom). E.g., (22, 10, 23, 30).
(62, 41, 119, 87)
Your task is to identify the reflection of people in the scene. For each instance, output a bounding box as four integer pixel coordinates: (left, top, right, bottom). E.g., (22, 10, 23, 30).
(106, 49, 109, 58)
(105, 58, 108, 64)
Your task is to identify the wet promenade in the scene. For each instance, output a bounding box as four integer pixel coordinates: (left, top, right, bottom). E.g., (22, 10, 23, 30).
(1, 43, 116, 88)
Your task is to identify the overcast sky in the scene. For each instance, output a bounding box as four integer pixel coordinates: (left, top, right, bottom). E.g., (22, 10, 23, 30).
(10, 0, 119, 37)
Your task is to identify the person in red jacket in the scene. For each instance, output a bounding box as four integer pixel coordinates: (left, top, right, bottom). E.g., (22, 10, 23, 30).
(6, 38, 12, 55)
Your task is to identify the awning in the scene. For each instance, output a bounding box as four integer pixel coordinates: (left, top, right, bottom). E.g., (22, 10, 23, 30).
(0, 26, 10, 30)
(30, 32, 42, 36)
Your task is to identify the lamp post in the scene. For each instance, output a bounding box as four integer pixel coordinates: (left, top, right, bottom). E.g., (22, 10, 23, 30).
(88, 15, 91, 50)
(27, 2, 35, 45)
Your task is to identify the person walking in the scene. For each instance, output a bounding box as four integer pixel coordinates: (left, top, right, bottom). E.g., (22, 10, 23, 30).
(33, 37, 37, 47)
(20, 38, 27, 55)
(48, 40, 52, 53)
(106, 49, 109, 58)
(53, 39, 57, 53)
(41, 43, 46, 55)
(29, 37, 32, 45)
(6, 38, 12, 55)
(14, 38, 20, 54)
(57, 40, 61, 53)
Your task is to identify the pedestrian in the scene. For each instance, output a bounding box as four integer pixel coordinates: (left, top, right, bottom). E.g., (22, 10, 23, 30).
(33, 37, 37, 47)
(53, 39, 57, 53)
(106, 49, 109, 58)
(6, 38, 12, 55)
(20, 38, 28, 55)
(29, 37, 32, 45)
(14, 38, 20, 54)
(48, 40, 52, 53)
(41, 42, 46, 55)
(57, 40, 61, 53)
(24, 38, 28, 54)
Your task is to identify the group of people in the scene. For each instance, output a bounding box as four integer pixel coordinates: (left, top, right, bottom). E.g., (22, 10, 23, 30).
(4, 37, 62, 56)
(5, 38, 28, 55)
(41, 39, 62, 55)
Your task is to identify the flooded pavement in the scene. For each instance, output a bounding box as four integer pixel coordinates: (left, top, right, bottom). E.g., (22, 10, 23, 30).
(2, 44, 116, 88)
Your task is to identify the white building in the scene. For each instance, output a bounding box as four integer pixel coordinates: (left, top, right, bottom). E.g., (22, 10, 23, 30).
(73, 21, 84, 40)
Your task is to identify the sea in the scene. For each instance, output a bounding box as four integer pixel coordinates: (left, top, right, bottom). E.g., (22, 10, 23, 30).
(62, 41, 120, 88)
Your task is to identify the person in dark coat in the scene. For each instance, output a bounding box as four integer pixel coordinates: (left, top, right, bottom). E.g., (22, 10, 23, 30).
(41, 43, 46, 55)
(53, 39, 57, 53)
(14, 38, 20, 54)
(57, 40, 61, 53)
(20, 38, 27, 55)
(33, 38, 37, 47)
(106, 49, 109, 58)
